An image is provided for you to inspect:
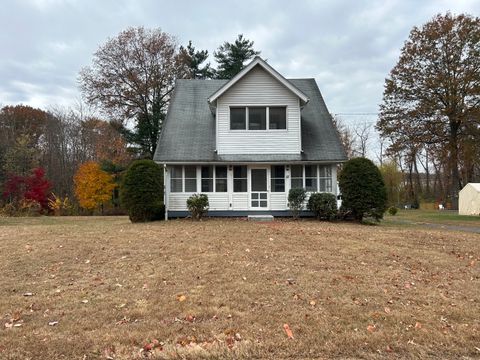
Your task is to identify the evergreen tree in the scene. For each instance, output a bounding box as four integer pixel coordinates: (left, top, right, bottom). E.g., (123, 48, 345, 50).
(214, 34, 260, 79)
(179, 41, 214, 79)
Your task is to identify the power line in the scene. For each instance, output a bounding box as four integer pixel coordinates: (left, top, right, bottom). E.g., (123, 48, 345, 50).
(333, 113, 379, 116)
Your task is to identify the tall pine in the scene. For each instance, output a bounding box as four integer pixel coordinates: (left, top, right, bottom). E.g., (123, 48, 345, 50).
(214, 34, 260, 79)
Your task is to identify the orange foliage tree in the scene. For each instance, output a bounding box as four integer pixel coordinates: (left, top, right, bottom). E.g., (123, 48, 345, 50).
(74, 162, 116, 211)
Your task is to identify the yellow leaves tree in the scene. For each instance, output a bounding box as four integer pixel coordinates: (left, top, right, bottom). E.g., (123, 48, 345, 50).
(74, 162, 116, 211)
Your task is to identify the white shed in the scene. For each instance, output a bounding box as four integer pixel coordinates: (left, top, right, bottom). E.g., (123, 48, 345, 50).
(459, 183, 480, 216)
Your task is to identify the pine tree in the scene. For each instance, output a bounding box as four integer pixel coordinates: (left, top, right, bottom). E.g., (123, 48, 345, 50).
(179, 41, 214, 79)
(214, 34, 260, 79)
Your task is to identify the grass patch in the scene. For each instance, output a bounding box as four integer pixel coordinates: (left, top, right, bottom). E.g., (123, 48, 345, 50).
(385, 209, 480, 228)
(0, 216, 479, 359)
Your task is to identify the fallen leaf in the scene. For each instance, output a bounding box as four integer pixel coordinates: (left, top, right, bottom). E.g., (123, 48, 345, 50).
(81, 299, 89, 304)
(4, 322, 13, 329)
(23, 292, 34, 297)
(367, 324, 376, 333)
(309, 300, 316, 306)
(185, 314, 195, 322)
(283, 323, 294, 339)
(177, 294, 186, 302)
(48, 321, 59, 326)
(384, 307, 391, 314)
(415, 322, 422, 329)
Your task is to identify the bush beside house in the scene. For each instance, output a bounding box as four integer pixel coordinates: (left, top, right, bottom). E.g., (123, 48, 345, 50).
(186, 194, 209, 220)
(308, 192, 337, 220)
(120, 160, 164, 222)
(288, 188, 307, 219)
(338, 157, 387, 222)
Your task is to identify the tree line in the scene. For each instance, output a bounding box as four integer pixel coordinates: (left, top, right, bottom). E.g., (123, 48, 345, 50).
(0, 32, 260, 213)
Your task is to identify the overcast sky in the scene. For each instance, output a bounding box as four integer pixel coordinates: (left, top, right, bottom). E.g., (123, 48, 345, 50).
(1, 0, 479, 121)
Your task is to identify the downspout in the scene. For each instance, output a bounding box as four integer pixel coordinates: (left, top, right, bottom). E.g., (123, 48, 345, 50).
(163, 164, 168, 221)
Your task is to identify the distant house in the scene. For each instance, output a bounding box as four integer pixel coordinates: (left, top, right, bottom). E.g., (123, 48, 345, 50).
(459, 183, 480, 215)
(154, 57, 347, 218)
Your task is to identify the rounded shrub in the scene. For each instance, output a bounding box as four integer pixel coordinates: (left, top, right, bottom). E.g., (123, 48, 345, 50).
(307, 192, 337, 220)
(186, 193, 209, 220)
(388, 206, 398, 216)
(338, 157, 387, 222)
(120, 160, 164, 222)
(288, 188, 307, 219)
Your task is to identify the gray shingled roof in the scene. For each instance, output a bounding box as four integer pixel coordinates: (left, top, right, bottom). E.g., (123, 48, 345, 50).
(153, 78, 347, 163)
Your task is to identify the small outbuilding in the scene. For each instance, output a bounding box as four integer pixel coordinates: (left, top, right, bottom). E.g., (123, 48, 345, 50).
(459, 183, 480, 216)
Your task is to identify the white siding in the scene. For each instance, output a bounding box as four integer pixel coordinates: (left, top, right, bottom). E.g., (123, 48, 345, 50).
(168, 193, 229, 211)
(270, 193, 287, 210)
(232, 193, 249, 210)
(216, 65, 301, 154)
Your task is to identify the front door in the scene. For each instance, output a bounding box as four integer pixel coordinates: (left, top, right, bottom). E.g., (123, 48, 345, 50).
(250, 168, 268, 209)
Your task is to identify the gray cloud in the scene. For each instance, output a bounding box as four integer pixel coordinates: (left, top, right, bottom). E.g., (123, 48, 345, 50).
(1, 0, 479, 115)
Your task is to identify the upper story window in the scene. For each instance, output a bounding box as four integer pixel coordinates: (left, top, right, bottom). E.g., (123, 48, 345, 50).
(230, 106, 287, 130)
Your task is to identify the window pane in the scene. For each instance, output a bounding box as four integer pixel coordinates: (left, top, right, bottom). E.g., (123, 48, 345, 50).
(233, 165, 247, 178)
(319, 165, 332, 177)
(201, 166, 213, 178)
(271, 178, 285, 192)
(305, 178, 317, 192)
(248, 107, 266, 130)
(269, 107, 286, 129)
(215, 166, 227, 179)
(252, 201, 259, 207)
(305, 165, 316, 177)
(291, 165, 303, 178)
(291, 178, 303, 189)
(171, 179, 182, 192)
(185, 166, 196, 178)
(215, 179, 228, 192)
(234, 179, 247, 192)
(272, 165, 285, 178)
(230, 107, 246, 130)
(260, 201, 267, 207)
(201, 179, 213, 192)
(320, 178, 332, 192)
(171, 166, 182, 179)
(185, 179, 197, 192)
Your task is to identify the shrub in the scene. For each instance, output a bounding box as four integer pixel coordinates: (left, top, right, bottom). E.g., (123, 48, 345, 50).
(2, 168, 52, 214)
(338, 157, 387, 222)
(120, 160, 164, 223)
(288, 188, 306, 219)
(186, 194, 209, 220)
(48, 193, 73, 216)
(388, 206, 398, 216)
(307, 192, 337, 220)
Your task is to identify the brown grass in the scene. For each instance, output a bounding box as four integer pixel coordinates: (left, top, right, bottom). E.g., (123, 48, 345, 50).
(0, 216, 479, 359)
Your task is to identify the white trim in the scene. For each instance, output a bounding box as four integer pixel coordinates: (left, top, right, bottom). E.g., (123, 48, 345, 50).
(208, 57, 309, 104)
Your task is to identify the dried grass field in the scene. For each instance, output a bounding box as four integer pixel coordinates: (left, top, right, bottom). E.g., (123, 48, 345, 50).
(0, 216, 479, 359)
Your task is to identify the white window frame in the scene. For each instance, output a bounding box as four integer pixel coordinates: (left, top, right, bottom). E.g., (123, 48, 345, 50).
(289, 164, 333, 193)
(201, 165, 228, 193)
(229, 105, 288, 131)
(170, 165, 198, 193)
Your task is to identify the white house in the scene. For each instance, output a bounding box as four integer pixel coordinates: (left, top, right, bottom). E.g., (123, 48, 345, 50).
(154, 57, 347, 218)
(459, 183, 480, 215)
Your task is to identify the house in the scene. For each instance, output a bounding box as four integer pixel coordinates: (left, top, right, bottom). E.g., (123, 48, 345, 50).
(153, 57, 347, 218)
(459, 183, 480, 215)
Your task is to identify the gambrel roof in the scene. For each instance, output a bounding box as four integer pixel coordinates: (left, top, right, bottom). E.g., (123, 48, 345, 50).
(154, 76, 347, 163)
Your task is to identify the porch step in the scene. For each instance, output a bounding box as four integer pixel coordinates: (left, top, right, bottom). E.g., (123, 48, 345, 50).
(248, 214, 274, 222)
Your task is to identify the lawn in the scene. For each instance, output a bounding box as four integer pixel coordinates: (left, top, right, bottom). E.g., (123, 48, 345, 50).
(0, 216, 479, 359)
(385, 209, 480, 228)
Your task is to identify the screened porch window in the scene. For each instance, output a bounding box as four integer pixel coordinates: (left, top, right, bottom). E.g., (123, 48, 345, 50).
(201, 165, 228, 192)
(184, 166, 197, 192)
(319, 166, 333, 192)
(271, 165, 285, 192)
(305, 165, 318, 192)
(233, 166, 247, 192)
(170, 166, 183, 192)
(291, 165, 303, 189)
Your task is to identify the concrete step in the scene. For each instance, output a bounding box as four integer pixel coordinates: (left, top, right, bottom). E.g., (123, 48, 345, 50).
(248, 214, 274, 222)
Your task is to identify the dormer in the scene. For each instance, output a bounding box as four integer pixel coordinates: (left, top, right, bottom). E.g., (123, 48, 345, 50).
(208, 57, 309, 155)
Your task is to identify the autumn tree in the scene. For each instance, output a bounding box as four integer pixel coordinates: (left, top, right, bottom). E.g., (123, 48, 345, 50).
(379, 161, 404, 206)
(214, 34, 260, 79)
(178, 40, 214, 79)
(74, 161, 116, 212)
(377, 13, 480, 208)
(79, 27, 186, 157)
